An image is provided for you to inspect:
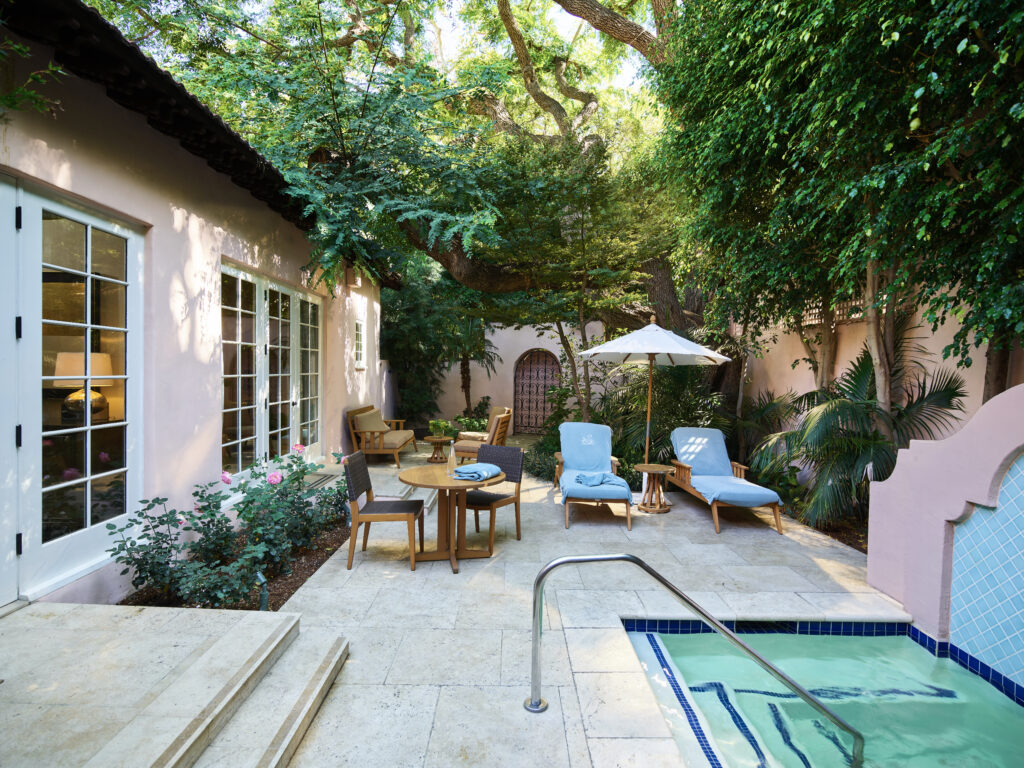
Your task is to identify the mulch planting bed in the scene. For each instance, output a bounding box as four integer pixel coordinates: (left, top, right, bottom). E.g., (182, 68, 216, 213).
(819, 517, 868, 553)
(119, 519, 352, 612)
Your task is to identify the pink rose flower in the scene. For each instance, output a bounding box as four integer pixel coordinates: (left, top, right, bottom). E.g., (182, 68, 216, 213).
(98, 451, 111, 463)
(221, 471, 232, 485)
(62, 467, 82, 482)
(267, 471, 283, 485)
(292, 443, 305, 454)
(339, 456, 347, 465)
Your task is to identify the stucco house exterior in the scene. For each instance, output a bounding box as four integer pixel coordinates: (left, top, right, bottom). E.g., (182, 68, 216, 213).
(0, 0, 388, 606)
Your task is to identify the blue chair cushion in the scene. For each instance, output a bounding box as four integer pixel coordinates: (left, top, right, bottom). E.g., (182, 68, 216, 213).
(671, 427, 733, 476)
(559, 423, 614, 473)
(560, 469, 632, 501)
(690, 475, 780, 507)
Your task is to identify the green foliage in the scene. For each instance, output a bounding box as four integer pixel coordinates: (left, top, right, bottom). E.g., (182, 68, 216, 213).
(108, 450, 348, 606)
(0, 34, 62, 115)
(752, 335, 967, 527)
(234, 452, 334, 573)
(658, 0, 1024, 364)
(181, 482, 237, 565)
(106, 497, 187, 595)
(429, 419, 453, 436)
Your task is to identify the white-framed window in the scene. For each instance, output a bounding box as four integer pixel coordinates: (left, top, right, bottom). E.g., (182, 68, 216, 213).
(220, 265, 322, 473)
(6, 182, 144, 600)
(354, 319, 364, 369)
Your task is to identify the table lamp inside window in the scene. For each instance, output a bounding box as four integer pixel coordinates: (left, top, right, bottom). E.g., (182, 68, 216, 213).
(54, 352, 114, 424)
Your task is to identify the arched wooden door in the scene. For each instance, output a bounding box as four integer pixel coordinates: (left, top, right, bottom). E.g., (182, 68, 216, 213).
(514, 349, 560, 434)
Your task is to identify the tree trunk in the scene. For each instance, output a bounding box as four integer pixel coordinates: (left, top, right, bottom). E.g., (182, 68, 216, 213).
(460, 356, 472, 415)
(864, 259, 894, 434)
(817, 304, 837, 390)
(644, 254, 689, 331)
(549, 0, 664, 65)
(555, 320, 590, 422)
(735, 325, 749, 463)
(983, 329, 1011, 403)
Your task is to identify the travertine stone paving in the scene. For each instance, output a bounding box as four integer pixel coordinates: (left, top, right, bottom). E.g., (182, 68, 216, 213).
(286, 445, 909, 767)
(0, 604, 299, 767)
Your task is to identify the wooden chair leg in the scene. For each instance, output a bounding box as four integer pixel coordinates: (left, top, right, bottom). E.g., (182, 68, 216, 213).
(419, 513, 425, 552)
(474, 510, 480, 533)
(407, 517, 417, 571)
(514, 501, 521, 540)
(627, 502, 632, 531)
(394, 451, 402, 468)
(347, 521, 359, 569)
(564, 499, 571, 529)
(488, 508, 497, 555)
(412, 438, 418, 450)
(362, 521, 371, 550)
(711, 502, 721, 534)
(772, 503, 783, 534)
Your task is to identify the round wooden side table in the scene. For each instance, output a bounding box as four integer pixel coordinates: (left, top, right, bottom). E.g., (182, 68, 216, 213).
(635, 463, 673, 514)
(424, 435, 453, 464)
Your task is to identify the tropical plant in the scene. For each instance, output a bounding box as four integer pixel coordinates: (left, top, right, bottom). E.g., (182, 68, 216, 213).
(752, 328, 967, 527)
(444, 318, 501, 416)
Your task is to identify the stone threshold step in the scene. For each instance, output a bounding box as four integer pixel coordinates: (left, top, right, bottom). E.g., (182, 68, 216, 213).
(83, 610, 301, 768)
(193, 628, 349, 768)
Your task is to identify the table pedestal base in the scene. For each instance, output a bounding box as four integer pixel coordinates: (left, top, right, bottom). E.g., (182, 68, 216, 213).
(638, 471, 670, 514)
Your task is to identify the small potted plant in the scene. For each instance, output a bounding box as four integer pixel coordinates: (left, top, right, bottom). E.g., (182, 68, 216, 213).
(429, 419, 451, 437)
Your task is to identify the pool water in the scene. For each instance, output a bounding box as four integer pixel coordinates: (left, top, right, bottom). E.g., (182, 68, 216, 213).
(632, 631, 1024, 767)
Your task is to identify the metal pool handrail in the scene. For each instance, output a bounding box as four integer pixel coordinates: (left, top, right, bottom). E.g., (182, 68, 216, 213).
(525, 553, 865, 767)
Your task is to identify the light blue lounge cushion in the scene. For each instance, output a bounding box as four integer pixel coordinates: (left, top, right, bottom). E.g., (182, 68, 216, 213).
(560, 469, 632, 501)
(559, 422, 613, 473)
(577, 472, 621, 487)
(453, 462, 501, 481)
(690, 475, 780, 507)
(671, 427, 733, 476)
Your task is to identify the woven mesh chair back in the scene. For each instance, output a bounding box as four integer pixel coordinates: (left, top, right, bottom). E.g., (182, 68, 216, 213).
(478, 443, 524, 484)
(343, 450, 373, 501)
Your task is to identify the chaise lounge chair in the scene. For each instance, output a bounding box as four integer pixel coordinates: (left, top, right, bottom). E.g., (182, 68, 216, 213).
(555, 422, 633, 530)
(665, 427, 782, 534)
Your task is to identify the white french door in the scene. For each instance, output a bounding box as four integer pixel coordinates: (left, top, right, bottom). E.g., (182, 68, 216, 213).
(10, 184, 142, 600)
(221, 265, 323, 474)
(0, 177, 19, 605)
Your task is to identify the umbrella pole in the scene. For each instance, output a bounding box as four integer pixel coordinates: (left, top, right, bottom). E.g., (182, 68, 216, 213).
(644, 355, 654, 464)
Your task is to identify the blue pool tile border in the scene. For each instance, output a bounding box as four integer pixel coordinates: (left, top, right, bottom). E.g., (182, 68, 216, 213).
(644, 633, 724, 768)
(624, 618, 1024, 708)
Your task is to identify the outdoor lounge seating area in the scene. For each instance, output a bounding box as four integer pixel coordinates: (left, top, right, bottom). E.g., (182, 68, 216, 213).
(4, 1, 1023, 766)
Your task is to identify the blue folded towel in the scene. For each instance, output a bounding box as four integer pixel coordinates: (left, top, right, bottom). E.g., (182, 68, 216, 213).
(454, 462, 501, 481)
(577, 472, 626, 488)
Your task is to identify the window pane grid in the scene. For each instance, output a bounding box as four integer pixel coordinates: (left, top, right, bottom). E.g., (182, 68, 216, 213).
(41, 210, 129, 543)
(221, 273, 321, 471)
(221, 274, 258, 474)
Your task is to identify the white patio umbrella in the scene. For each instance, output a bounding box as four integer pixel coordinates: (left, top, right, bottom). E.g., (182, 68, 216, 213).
(579, 317, 730, 464)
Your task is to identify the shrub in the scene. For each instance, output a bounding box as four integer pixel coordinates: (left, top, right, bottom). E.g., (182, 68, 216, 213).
(107, 497, 187, 595)
(182, 482, 236, 565)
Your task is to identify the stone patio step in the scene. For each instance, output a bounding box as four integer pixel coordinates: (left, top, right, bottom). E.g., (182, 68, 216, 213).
(84, 609, 300, 768)
(192, 628, 348, 768)
(0, 603, 300, 767)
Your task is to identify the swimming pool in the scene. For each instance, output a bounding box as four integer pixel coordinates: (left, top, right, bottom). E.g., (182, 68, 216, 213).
(629, 623, 1024, 767)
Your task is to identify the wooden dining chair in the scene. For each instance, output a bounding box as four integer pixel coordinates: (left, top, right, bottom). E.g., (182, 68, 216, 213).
(464, 444, 524, 554)
(343, 450, 425, 570)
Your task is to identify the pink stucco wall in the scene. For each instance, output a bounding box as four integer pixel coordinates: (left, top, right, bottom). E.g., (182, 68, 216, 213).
(434, 324, 602, 429)
(3, 42, 384, 602)
(867, 384, 1024, 638)
(744, 313, 1022, 431)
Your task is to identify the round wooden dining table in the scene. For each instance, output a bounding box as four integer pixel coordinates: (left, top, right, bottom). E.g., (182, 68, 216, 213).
(399, 464, 506, 574)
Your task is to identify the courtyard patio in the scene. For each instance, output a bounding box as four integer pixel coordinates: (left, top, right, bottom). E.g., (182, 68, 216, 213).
(284, 443, 908, 766)
(0, 440, 910, 767)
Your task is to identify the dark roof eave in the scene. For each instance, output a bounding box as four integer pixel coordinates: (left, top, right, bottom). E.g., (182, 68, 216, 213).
(1, 0, 313, 230)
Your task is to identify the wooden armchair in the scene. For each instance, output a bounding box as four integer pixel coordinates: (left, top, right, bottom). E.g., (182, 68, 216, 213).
(346, 405, 417, 467)
(344, 451, 424, 570)
(456, 406, 511, 443)
(454, 412, 511, 463)
(465, 444, 524, 554)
